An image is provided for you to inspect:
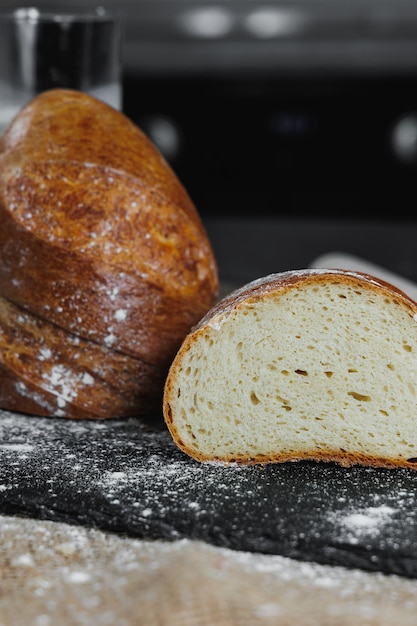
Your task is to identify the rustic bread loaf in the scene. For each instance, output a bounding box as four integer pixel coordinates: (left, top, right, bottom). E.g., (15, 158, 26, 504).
(163, 269, 417, 469)
(0, 89, 218, 418)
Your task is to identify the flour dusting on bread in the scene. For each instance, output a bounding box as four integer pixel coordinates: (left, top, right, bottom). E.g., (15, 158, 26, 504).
(0, 89, 218, 418)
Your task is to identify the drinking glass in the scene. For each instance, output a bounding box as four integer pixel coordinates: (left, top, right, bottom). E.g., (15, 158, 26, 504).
(0, 6, 123, 132)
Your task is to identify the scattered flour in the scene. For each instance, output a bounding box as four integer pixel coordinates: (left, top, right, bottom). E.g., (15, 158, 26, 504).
(330, 505, 396, 544)
(0, 443, 34, 453)
(66, 571, 91, 584)
(0, 408, 416, 594)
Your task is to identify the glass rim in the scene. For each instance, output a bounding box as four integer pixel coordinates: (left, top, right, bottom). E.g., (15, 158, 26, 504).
(0, 6, 122, 23)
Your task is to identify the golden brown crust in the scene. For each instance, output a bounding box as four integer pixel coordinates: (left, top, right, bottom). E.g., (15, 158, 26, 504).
(0, 89, 219, 417)
(191, 268, 417, 332)
(0, 295, 166, 418)
(0, 159, 216, 366)
(0, 88, 202, 228)
(162, 425, 417, 470)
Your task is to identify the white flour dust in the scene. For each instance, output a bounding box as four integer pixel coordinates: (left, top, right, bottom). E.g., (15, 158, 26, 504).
(329, 504, 397, 544)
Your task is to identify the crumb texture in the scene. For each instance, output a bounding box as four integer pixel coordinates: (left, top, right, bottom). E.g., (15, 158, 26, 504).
(164, 270, 417, 468)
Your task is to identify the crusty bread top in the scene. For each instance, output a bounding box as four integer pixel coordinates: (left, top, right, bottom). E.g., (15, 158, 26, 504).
(163, 268, 417, 469)
(0, 89, 219, 418)
(0, 89, 218, 367)
(0, 88, 202, 228)
(192, 268, 417, 330)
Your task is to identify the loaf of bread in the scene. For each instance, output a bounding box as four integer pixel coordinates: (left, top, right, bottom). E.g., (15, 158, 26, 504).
(0, 88, 218, 418)
(163, 268, 417, 469)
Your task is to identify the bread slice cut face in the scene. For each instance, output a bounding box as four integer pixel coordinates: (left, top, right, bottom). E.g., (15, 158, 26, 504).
(163, 269, 417, 469)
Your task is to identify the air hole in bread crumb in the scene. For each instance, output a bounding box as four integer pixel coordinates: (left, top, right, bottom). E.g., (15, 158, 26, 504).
(185, 424, 196, 438)
(407, 458, 417, 463)
(281, 370, 289, 376)
(250, 391, 260, 405)
(403, 343, 412, 352)
(387, 363, 395, 370)
(295, 370, 308, 376)
(379, 410, 389, 416)
(325, 371, 333, 378)
(277, 395, 289, 404)
(348, 368, 357, 373)
(348, 391, 371, 402)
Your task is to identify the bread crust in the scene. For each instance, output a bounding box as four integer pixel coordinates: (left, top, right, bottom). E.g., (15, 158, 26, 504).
(0, 160, 215, 366)
(163, 269, 417, 469)
(191, 268, 417, 331)
(0, 89, 218, 417)
(0, 295, 165, 418)
(0, 88, 202, 227)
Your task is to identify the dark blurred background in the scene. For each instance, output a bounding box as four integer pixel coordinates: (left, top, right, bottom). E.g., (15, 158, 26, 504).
(3, 1, 417, 219)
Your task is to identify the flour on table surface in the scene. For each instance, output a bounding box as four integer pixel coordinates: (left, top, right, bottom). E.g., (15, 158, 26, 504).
(329, 505, 396, 544)
(0, 408, 417, 580)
